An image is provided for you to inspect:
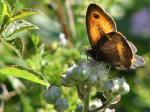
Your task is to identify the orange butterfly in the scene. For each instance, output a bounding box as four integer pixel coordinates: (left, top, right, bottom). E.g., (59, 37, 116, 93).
(86, 3, 145, 70)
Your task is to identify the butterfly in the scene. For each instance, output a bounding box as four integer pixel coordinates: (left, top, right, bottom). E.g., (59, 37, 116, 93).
(86, 3, 145, 70)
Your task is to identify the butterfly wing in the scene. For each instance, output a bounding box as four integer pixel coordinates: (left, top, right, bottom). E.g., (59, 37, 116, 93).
(127, 41, 137, 53)
(86, 3, 117, 47)
(96, 32, 133, 70)
(130, 55, 145, 69)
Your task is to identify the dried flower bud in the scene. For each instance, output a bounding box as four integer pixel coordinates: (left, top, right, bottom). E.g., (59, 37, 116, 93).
(54, 98, 69, 111)
(44, 86, 61, 104)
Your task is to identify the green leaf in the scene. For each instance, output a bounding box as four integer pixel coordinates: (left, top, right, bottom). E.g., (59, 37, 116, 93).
(0, 66, 49, 86)
(1, 20, 39, 39)
(0, 1, 11, 24)
(2, 37, 24, 57)
(2, 1, 11, 16)
(0, 2, 3, 22)
(10, 8, 41, 22)
(0, 1, 11, 17)
(0, 1, 11, 30)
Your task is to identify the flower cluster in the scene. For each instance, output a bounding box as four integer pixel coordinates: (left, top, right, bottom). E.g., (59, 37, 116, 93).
(62, 59, 130, 111)
(62, 60, 108, 87)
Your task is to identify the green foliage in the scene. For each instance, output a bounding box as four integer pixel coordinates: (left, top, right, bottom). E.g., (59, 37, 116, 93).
(0, 65, 49, 86)
(1, 20, 38, 39)
(0, 0, 39, 57)
(20, 95, 34, 112)
(10, 8, 41, 22)
(3, 37, 24, 57)
(0, 0, 11, 22)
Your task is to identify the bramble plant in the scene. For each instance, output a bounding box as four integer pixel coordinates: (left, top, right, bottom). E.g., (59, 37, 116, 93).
(0, 0, 144, 112)
(0, 0, 40, 57)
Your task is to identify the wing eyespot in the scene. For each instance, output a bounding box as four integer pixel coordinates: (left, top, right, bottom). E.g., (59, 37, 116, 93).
(93, 13, 100, 19)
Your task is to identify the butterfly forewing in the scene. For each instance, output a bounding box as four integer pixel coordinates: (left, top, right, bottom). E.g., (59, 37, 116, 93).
(86, 3, 117, 47)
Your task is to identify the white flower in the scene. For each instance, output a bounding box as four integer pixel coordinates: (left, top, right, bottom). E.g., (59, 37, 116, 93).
(59, 33, 67, 46)
(103, 78, 130, 98)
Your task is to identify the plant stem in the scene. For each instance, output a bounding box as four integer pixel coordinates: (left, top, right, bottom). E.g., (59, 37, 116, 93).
(84, 87, 90, 112)
(54, 0, 72, 41)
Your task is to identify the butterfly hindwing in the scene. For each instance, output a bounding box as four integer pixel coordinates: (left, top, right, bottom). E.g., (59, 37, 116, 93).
(86, 3, 117, 47)
(96, 32, 133, 70)
(130, 55, 145, 69)
(127, 41, 137, 53)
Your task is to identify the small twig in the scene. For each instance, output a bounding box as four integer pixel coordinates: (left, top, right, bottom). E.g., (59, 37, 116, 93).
(0, 100, 4, 112)
(65, 0, 76, 37)
(54, 0, 72, 41)
(0, 84, 17, 101)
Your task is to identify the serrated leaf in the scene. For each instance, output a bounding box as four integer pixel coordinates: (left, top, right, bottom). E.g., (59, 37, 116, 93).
(0, 66, 49, 86)
(1, 20, 39, 39)
(3, 37, 24, 57)
(10, 8, 41, 22)
(0, 1, 11, 24)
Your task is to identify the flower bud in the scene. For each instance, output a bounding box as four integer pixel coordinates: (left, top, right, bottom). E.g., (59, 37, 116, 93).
(54, 98, 69, 111)
(71, 66, 89, 82)
(75, 104, 84, 112)
(44, 86, 61, 104)
(103, 78, 130, 98)
(103, 79, 119, 94)
(62, 64, 79, 86)
(117, 77, 130, 95)
(85, 75, 98, 86)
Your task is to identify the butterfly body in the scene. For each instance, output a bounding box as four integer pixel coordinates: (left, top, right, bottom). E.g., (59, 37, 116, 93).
(86, 3, 145, 70)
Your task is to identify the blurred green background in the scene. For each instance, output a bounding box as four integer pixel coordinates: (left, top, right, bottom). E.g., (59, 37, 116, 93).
(0, 0, 150, 112)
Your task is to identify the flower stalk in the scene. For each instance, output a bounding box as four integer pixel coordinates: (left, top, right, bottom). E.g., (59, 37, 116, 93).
(83, 87, 90, 112)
